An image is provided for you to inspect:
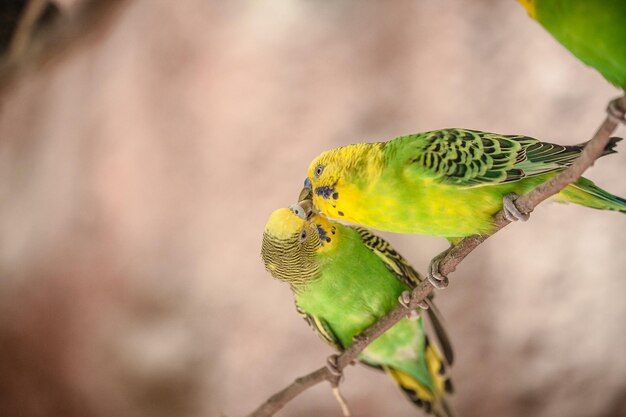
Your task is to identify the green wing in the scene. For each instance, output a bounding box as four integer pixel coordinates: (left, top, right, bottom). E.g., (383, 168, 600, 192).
(400, 128, 586, 187)
(352, 226, 454, 365)
(295, 301, 343, 351)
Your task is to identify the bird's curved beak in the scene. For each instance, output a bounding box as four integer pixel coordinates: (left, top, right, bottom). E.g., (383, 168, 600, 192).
(298, 186, 312, 203)
(298, 177, 313, 203)
(295, 177, 316, 218)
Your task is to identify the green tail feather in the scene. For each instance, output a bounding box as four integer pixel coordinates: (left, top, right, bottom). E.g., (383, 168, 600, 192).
(558, 177, 626, 213)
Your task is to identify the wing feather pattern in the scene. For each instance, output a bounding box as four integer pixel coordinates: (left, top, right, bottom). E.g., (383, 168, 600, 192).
(402, 128, 589, 187)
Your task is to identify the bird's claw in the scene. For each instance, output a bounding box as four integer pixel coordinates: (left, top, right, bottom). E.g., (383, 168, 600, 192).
(326, 354, 343, 377)
(398, 290, 411, 308)
(399, 290, 428, 310)
(398, 291, 427, 320)
(503, 193, 530, 222)
(607, 98, 626, 125)
(428, 257, 449, 289)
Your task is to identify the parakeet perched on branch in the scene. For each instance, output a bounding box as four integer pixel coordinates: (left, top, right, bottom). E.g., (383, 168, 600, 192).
(302, 129, 625, 286)
(518, 0, 626, 89)
(304, 128, 624, 237)
(261, 205, 455, 417)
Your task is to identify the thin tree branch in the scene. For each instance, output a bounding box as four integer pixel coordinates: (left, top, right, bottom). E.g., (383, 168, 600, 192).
(331, 385, 352, 417)
(244, 95, 626, 417)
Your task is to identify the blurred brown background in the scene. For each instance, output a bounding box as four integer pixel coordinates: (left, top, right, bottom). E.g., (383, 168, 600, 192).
(0, 1, 624, 417)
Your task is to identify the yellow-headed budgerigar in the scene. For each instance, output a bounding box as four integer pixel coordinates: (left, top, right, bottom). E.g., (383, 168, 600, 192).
(261, 204, 455, 416)
(302, 128, 625, 287)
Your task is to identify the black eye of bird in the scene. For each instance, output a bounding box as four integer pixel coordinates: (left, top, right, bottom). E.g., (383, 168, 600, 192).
(314, 165, 324, 178)
(289, 204, 305, 219)
(298, 229, 307, 242)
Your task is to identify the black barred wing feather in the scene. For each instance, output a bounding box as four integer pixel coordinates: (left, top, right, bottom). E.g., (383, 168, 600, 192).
(403, 128, 587, 187)
(353, 226, 423, 288)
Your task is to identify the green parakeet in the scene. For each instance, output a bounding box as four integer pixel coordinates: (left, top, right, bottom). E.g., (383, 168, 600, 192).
(261, 205, 455, 416)
(303, 129, 624, 287)
(304, 128, 624, 238)
(518, 0, 626, 89)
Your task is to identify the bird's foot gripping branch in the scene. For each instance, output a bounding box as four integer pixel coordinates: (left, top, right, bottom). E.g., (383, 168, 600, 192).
(608, 97, 626, 125)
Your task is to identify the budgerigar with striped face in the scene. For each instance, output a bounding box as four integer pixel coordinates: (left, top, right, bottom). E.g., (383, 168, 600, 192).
(261, 205, 455, 416)
(303, 128, 626, 286)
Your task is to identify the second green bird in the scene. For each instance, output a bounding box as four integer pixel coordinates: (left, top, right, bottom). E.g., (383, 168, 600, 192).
(261, 205, 455, 417)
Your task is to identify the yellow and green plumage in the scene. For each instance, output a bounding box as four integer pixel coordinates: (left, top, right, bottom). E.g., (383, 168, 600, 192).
(305, 128, 625, 240)
(518, 0, 626, 89)
(261, 207, 455, 416)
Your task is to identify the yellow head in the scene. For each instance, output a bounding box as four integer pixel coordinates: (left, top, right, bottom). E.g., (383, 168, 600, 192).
(304, 143, 384, 216)
(518, 0, 537, 19)
(261, 205, 339, 289)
